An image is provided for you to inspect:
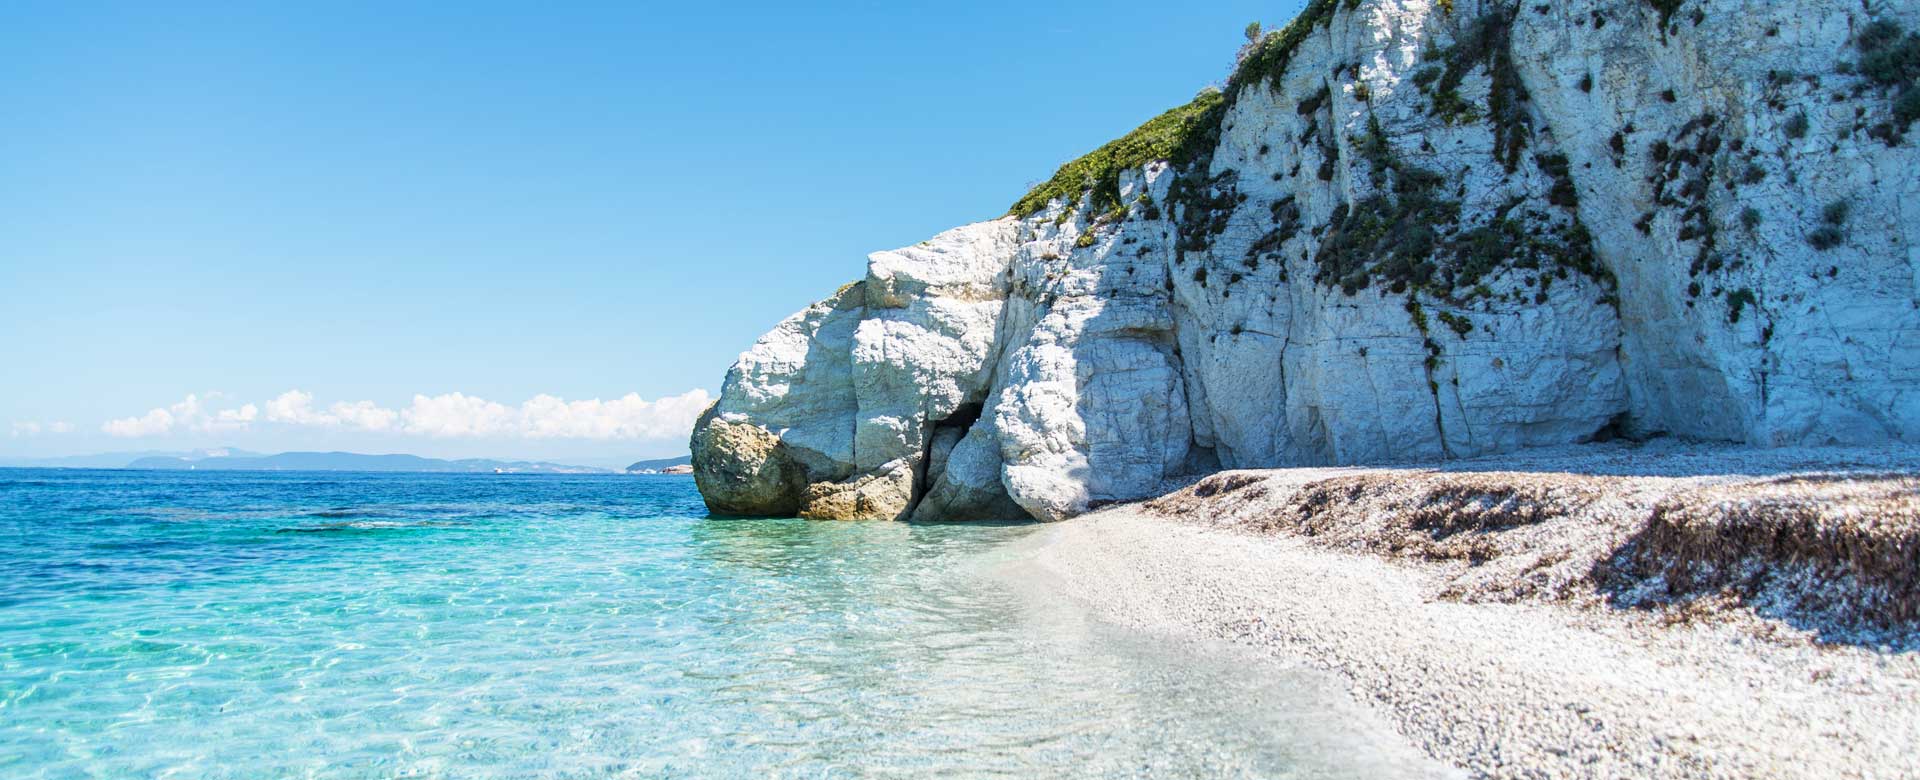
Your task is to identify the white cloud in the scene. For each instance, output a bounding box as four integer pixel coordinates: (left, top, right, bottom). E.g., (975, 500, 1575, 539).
(103, 388, 712, 441)
(10, 421, 74, 437)
(514, 391, 715, 440)
(331, 400, 400, 432)
(396, 390, 714, 439)
(262, 390, 323, 425)
(213, 404, 259, 428)
(400, 392, 516, 437)
(102, 401, 181, 437)
(102, 393, 255, 437)
(263, 390, 398, 431)
(403, 391, 717, 440)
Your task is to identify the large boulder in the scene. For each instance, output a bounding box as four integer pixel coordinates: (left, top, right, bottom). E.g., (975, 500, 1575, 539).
(689, 403, 803, 516)
(691, 220, 1021, 519)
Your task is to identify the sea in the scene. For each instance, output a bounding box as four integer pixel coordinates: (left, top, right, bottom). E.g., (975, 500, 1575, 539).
(0, 469, 1436, 779)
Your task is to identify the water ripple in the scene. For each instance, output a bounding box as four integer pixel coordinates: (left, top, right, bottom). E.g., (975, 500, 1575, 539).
(0, 469, 1437, 778)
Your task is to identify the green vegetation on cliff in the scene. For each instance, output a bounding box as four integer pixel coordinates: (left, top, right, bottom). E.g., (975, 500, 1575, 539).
(1229, 0, 1342, 94)
(1854, 18, 1920, 143)
(1008, 90, 1225, 218)
(1007, 0, 1342, 218)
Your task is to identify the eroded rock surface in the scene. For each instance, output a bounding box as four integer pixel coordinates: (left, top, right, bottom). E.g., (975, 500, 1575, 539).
(696, 0, 1920, 520)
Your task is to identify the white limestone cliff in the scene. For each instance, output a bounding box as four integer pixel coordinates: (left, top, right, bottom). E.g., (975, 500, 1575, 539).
(694, 0, 1920, 521)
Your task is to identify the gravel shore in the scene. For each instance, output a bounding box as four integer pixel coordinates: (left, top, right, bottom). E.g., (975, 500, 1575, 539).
(1025, 441, 1920, 779)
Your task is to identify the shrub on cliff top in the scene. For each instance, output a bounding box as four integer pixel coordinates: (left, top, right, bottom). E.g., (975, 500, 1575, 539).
(1009, 0, 1352, 218)
(1229, 0, 1341, 95)
(1008, 90, 1226, 218)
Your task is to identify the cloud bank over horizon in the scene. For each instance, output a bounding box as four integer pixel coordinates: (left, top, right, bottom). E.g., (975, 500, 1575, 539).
(92, 389, 714, 442)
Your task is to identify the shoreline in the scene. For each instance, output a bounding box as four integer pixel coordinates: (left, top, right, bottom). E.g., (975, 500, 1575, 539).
(1025, 441, 1920, 779)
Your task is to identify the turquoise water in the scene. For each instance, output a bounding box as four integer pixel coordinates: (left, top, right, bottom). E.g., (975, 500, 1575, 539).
(0, 469, 1430, 779)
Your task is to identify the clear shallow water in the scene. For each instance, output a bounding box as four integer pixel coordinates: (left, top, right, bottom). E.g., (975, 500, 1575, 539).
(0, 469, 1431, 779)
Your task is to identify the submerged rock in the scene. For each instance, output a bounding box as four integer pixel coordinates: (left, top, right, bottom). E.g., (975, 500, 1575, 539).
(695, 0, 1920, 521)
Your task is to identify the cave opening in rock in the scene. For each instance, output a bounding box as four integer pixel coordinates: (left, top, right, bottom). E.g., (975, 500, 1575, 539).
(910, 402, 987, 513)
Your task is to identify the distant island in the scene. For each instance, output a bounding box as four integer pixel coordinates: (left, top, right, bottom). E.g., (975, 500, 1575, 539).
(0, 448, 260, 469)
(624, 455, 693, 474)
(125, 451, 609, 474)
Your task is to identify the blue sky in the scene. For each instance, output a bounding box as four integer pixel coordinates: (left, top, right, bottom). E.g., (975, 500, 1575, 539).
(1, 0, 1299, 465)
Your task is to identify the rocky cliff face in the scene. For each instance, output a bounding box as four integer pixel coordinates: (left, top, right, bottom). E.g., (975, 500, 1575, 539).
(693, 0, 1920, 521)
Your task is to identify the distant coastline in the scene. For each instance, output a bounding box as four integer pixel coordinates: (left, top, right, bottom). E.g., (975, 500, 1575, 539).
(125, 451, 608, 474)
(624, 455, 693, 474)
(0, 450, 695, 475)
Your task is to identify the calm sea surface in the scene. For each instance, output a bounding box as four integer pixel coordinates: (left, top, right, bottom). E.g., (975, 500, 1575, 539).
(0, 469, 1434, 779)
